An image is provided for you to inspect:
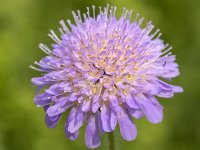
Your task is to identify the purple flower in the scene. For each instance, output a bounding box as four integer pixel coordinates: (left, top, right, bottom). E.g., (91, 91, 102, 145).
(31, 5, 183, 149)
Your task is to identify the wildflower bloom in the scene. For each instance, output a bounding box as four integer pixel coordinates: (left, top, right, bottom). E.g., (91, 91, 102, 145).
(31, 5, 183, 149)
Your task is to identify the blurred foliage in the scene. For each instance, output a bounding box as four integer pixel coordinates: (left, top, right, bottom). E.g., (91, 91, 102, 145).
(0, 0, 200, 150)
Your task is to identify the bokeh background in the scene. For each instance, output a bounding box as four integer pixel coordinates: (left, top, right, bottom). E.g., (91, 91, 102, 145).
(0, 0, 200, 150)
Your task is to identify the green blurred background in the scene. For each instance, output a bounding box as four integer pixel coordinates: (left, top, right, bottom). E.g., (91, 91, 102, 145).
(0, 0, 199, 150)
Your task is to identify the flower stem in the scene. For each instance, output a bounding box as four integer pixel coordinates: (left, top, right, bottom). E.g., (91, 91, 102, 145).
(108, 132, 116, 150)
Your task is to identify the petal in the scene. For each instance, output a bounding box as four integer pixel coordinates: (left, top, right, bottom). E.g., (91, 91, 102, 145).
(35, 85, 44, 94)
(32, 77, 48, 86)
(118, 88, 140, 109)
(65, 126, 79, 140)
(110, 111, 117, 130)
(138, 94, 163, 124)
(44, 105, 61, 128)
(114, 78, 125, 89)
(85, 116, 101, 149)
(100, 104, 112, 132)
(81, 100, 91, 112)
(45, 114, 61, 128)
(143, 81, 161, 95)
(74, 62, 89, 71)
(127, 108, 144, 119)
(173, 86, 183, 93)
(124, 93, 140, 109)
(154, 79, 183, 97)
(64, 108, 80, 140)
(96, 111, 104, 135)
(45, 84, 61, 95)
(67, 107, 86, 133)
(46, 99, 72, 116)
(69, 92, 79, 101)
(34, 93, 52, 106)
(92, 102, 100, 113)
(93, 86, 102, 103)
(108, 94, 122, 112)
(109, 94, 119, 107)
(118, 108, 137, 141)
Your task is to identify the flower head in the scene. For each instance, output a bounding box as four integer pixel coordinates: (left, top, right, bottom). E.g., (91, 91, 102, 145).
(31, 5, 183, 149)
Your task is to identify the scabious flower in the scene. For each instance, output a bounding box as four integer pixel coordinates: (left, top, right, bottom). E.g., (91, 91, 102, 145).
(31, 5, 183, 149)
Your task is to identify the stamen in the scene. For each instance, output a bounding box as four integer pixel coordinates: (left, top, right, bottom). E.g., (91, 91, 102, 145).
(150, 28, 160, 39)
(109, 8, 113, 19)
(113, 6, 117, 17)
(59, 28, 64, 34)
(29, 65, 48, 72)
(77, 10, 82, 23)
(48, 30, 61, 44)
(124, 9, 129, 18)
(156, 33, 162, 39)
(67, 19, 72, 28)
(59, 20, 70, 33)
(82, 13, 87, 21)
(146, 21, 153, 29)
(134, 13, 140, 22)
(39, 43, 51, 54)
(99, 6, 102, 14)
(163, 43, 169, 49)
(144, 21, 154, 35)
(72, 11, 81, 26)
(86, 7, 90, 18)
(92, 5, 95, 18)
(127, 10, 133, 19)
(163, 46, 173, 55)
(165, 51, 172, 57)
(122, 7, 126, 16)
(104, 4, 109, 16)
(34, 61, 51, 69)
(138, 17, 144, 25)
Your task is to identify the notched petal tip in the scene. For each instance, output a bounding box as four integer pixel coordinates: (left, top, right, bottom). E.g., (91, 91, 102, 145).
(66, 129, 79, 141)
(45, 114, 61, 128)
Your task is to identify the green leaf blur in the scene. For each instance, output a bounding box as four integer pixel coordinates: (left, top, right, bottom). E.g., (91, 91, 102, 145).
(0, 0, 199, 150)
